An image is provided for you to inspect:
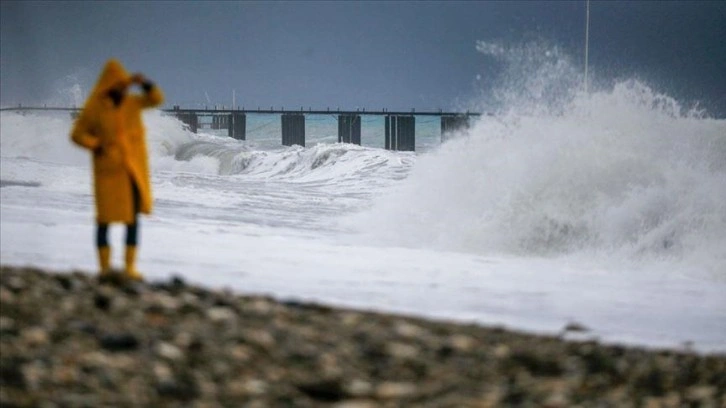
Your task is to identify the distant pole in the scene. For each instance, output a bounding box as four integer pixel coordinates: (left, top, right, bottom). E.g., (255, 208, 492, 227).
(584, 0, 590, 93)
(232, 89, 236, 110)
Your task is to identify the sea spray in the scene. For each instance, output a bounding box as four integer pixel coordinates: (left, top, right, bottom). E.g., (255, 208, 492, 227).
(0, 111, 87, 166)
(0, 110, 197, 168)
(350, 42, 726, 278)
(472, 39, 584, 116)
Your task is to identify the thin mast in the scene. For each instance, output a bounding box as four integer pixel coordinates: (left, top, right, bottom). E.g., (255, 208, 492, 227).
(584, 0, 590, 93)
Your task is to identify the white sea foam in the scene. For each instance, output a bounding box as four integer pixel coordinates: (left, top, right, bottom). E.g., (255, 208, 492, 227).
(2, 42, 725, 352)
(349, 43, 726, 279)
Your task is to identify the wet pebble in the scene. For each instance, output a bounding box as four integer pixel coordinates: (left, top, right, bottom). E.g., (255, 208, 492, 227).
(375, 382, 417, 399)
(99, 333, 139, 351)
(21, 327, 49, 347)
(206, 306, 236, 322)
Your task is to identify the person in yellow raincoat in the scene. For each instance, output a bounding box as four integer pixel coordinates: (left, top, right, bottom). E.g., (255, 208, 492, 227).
(70, 59, 163, 281)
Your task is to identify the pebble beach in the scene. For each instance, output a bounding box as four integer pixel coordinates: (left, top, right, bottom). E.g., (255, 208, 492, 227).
(1, 266, 724, 407)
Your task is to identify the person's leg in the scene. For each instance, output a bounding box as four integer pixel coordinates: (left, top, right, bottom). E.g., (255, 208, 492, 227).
(126, 222, 138, 246)
(124, 182, 142, 280)
(97, 223, 111, 275)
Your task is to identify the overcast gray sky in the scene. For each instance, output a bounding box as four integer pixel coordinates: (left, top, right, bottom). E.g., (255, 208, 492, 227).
(1, 1, 724, 116)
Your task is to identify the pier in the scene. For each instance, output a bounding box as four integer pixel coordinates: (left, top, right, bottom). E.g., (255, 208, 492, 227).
(1, 105, 478, 151)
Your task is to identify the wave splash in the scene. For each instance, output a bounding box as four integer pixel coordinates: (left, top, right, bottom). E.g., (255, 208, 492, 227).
(351, 42, 726, 278)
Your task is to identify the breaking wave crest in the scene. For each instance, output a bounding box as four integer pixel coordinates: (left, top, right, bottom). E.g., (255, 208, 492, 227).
(350, 42, 726, 278)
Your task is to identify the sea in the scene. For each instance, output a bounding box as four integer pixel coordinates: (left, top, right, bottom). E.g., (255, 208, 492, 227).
(2, 44, 725, 353)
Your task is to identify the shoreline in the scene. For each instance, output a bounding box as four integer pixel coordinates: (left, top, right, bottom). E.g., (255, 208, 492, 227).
(2, 265, 724, 406)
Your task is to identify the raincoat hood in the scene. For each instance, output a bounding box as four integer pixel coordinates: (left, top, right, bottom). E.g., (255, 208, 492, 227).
(92, 59, 131, 96)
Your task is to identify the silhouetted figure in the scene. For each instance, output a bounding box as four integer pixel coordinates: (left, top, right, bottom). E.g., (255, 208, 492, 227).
(71, 59, 163, 281)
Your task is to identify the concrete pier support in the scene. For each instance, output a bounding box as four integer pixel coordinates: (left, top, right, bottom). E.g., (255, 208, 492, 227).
(385, 115, 415, 151)
(385, 115, 395, 150)
(176, 113, 198, 133)
(338, 115, 361, 145)
(212, 115, 227, 130)
(281, 114, 305, 147)
(228, 113, 246, 140)
(441, 115, 470, 141)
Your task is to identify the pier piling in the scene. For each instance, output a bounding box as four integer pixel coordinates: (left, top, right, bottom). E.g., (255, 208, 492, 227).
(385, 115, 415, 151)
(177, 113, 198, 133)
(338, 115, 361, 145)
(229, 113, 246, 140)
(281, 114, 305, 147)
(441, 115, 470, 141)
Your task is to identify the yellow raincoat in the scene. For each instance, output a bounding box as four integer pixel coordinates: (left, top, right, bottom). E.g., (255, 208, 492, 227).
(71, 59, 163, 224)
